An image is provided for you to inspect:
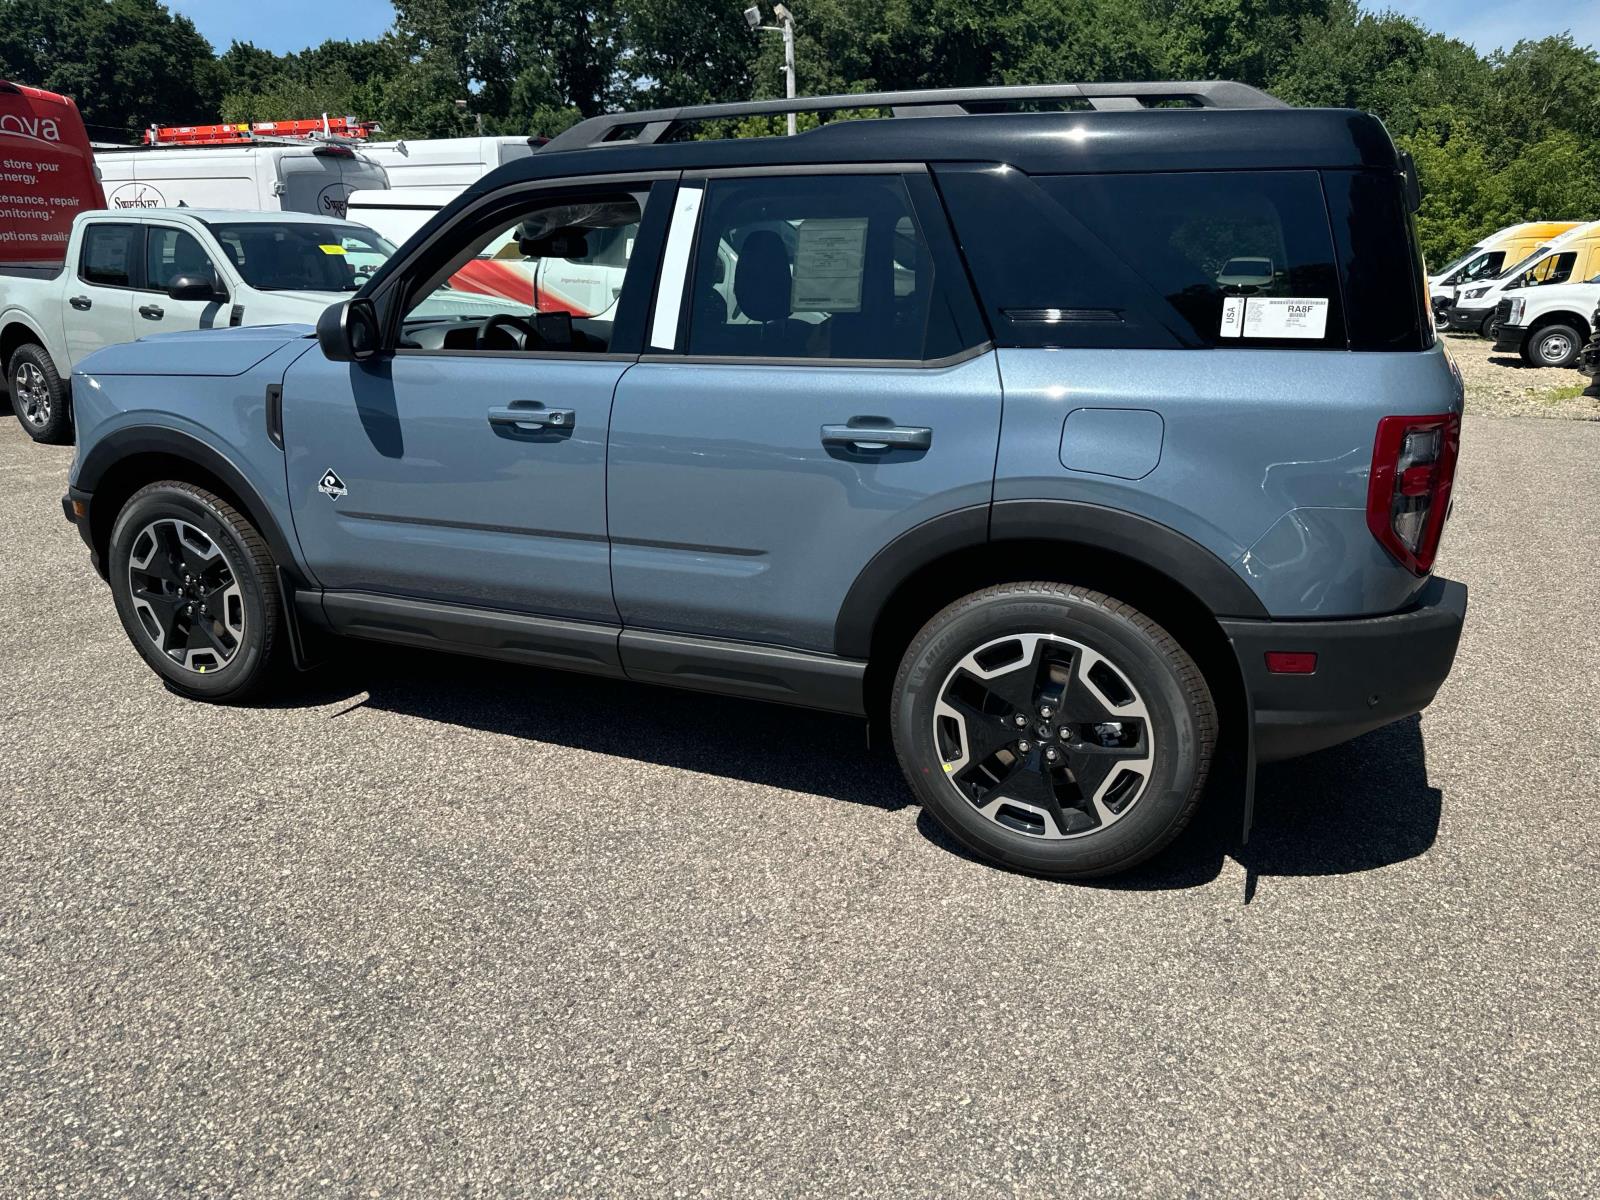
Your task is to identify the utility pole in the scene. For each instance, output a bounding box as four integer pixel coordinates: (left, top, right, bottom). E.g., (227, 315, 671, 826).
(744, 3, 798, 135)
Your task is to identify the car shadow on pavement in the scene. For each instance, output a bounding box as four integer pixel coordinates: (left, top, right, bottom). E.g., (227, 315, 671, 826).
(282, 645, 1442, 893)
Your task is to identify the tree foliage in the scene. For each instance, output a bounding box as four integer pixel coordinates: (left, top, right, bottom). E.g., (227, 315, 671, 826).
(4, 0, 1599, 262)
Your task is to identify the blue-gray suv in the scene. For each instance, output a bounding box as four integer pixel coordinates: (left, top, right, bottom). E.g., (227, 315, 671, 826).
(63, 82, 1468, 878)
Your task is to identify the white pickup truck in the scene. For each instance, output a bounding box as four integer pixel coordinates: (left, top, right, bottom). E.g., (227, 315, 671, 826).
(1, 208, 396, 442)
(1488, 278, 1600, 368)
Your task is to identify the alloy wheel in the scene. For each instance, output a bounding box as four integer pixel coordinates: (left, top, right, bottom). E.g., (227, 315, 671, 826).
(932, 633, 1155, 840)
(126, 518, 245, 673)
(13, 362, 51, 430)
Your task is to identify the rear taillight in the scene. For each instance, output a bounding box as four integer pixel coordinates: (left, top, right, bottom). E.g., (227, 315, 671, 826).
(1367, 414, 1460, 575)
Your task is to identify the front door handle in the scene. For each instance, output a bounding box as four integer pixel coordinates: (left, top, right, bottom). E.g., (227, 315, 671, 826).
(69, 295, 92, 311)
(138, 304, 164, 320)
(821, 422, 933, 452)
(487, 405, 575, 432)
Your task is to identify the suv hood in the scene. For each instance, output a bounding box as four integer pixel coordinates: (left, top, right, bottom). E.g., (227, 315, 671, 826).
(74, 324, 314, 378)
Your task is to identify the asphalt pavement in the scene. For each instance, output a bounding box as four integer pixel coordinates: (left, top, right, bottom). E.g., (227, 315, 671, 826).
(1, 408, 1596, 1197)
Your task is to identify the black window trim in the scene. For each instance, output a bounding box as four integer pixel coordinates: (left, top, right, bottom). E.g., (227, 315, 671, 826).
(662, 163, 992, 369)
(76, 220, 147, 293)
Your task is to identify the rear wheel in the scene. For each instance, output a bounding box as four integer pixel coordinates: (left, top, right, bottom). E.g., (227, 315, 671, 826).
(1525, 323, 1582, 368)
(8, 343, 71, 444)
(891, 582, 1216, 879)
(107, 482, 283, 701)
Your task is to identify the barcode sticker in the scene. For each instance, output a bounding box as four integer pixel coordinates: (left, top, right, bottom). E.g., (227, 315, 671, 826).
(1243, 297, 1329, 339)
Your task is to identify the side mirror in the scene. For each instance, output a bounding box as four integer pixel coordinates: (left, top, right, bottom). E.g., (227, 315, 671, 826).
(168, 273, 225, 302)
(317, 297, 383, 362)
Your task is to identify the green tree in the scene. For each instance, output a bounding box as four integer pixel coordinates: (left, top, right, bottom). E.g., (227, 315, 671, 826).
(0, 0, 220, 138)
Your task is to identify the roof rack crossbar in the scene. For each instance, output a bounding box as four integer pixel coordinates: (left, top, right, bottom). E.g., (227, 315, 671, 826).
(543, 81, 1284, 151)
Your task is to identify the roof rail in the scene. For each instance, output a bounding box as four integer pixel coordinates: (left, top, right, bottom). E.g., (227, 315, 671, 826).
(542, 81, 1286, 152)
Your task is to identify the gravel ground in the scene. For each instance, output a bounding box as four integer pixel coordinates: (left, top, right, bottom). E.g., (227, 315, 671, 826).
(1447, 331, 1600, 420)
(1, 410, 1597, 1198)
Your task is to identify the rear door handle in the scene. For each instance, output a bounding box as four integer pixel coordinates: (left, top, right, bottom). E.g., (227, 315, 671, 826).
(69, 295, 92, 311)
(821, 422, 933, 452)
(487, 405, 575, 431)
(138, 304, 164, 320)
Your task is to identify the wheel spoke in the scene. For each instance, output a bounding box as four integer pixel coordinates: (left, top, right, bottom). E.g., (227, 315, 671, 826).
(932, 631, 1156, 843)
(124, 517, 245, 674)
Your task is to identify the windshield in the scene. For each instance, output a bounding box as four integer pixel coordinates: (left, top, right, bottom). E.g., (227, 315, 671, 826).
(203, 221, 396, 291)
(1434, 243, 1486, 277)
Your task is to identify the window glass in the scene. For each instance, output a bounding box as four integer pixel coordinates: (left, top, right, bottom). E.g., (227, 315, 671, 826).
(205, 221, 395, 292)
(1524, 251, 1575, 286)
(400, 192, 643, 353)
(1040, 171, 1346, 348)
(80, 224, 139, 288)
(144, 228, 216, 292)
(684, 174, 962, 361)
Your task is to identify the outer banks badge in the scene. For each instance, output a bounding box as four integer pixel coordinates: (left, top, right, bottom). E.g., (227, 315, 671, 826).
(318, 469, 348, 501)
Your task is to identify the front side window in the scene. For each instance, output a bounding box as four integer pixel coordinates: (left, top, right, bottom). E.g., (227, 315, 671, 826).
(205, 221, 396, 292)
(399, 191, 644, 354)
(1040, 171, 1346, 348)
(683, 174, 963, 361)
(144, 228, 217, 292)
(80, 224, 140, 288)
(1522, 251, 1576, 287)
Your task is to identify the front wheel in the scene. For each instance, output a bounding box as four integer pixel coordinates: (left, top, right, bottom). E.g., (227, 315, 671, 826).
(107, 482, 283, 701)
(8, 343, 71, 444)
(891, 583, 1217, 879)
(1525, 323, 1582, 368)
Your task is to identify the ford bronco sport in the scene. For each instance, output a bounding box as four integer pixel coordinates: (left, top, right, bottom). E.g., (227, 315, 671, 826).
(63, 82, 1467, 879)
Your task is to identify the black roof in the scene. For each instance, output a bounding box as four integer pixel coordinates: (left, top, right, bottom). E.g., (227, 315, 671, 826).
(465, 83, 1401, 199)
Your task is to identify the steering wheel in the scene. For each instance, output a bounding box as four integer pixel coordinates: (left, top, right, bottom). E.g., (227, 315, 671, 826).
(477, 313, 539, 351)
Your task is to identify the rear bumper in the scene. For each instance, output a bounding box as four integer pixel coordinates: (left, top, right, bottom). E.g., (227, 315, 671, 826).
(1222, 577, 1468, 763)
(1492, 323, 1527, 354)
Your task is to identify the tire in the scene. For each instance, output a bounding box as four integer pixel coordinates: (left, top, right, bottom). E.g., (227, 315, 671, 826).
(1526, 323, 1583, 369)
(107, 481, 283, 702)
(891, 583, 1217, 879)
(7, 343, 71, 444)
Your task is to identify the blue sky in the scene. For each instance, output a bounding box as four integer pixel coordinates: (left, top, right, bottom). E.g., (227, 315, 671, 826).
(170, 0, 1598, 56)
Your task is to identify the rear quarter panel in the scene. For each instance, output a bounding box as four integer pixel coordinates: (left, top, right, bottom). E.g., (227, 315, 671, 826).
(995, 343, 1463, 617)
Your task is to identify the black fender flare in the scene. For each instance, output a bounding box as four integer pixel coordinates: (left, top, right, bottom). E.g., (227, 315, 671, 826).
(832, 499, 1267, 658)
(75, 425, 304, 581)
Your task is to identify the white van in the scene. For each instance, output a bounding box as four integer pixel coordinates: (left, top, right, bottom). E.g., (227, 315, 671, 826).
(360, 137, 538, 191)
(93, 142, 388, 218)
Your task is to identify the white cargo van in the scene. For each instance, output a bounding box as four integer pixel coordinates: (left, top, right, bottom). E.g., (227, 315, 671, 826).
(93, 142, 388, 218)
(359, 136, 538, 191)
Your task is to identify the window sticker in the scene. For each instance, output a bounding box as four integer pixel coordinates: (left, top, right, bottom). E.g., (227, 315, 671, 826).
(1242, 296, 1329, 339)
(791, 217, 868, 313)
(1219, 296, 1245, 338)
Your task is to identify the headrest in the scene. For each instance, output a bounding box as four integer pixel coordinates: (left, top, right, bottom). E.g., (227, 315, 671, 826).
(734, 230, 793, 324)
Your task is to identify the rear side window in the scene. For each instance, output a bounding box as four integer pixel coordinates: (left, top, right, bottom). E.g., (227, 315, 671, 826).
(79, 224, 140, 288)
(1038, 171, 1347, 349)
(683, 174, 969, 362)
